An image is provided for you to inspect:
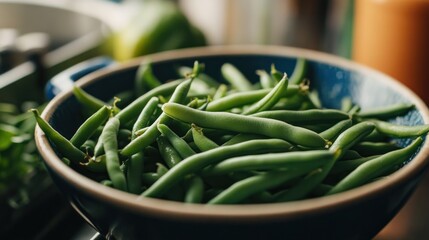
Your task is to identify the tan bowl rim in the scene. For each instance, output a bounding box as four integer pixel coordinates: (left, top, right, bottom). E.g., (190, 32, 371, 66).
(35, 45, 429, 221)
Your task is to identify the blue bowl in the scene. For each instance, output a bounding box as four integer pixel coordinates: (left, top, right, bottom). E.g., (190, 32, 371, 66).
(35, 46, 429, 240)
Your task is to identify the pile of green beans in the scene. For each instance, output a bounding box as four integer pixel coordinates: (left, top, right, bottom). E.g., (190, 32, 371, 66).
(33, 59, 429, 205)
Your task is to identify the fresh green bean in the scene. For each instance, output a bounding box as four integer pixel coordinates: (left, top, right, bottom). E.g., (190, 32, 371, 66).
(352, 141, 400, 157)
(131, 97, 159, 140)
(289, 58, 307, 85)
(371, 120, 429, 138)
(191, 124, 219, 151)
(70, 105, 111, 148)
(184, 175, 204, 203)
(319, 119, 353, 141)
(202, 150, 334, 176)
(212, 84, 228, 101)
(127, 152, 144, 194)
(208, 169, 308, 204)
(31, 109, 86, 163)
(115, 79, 182, 124)
(157, 136, 182, 168)
(80, 139, 95, 155)
(221, 133, 267, 146)
(157, 124, 195, 158)
(81, 155, 107, 173)
(142, 172, 160, 185)
(121, 78, 194, 157)
(162, 103, 327, 148)
(206, 86, 300, 112)
(102, 117, 127, 191)
(242, 73, 288, 115)
(221, 63, 253, 91)
(141, 139, 294, 198)
(330, 155, 380, 175)
(252, 109, 350, 126)
(270, 64, 283, 82)
(178, 66, 219, 88)
(327, 137, 423, 195)
(257, 70, 276, 89)
(135, 60, 161, 96)
(330, 122, 376, 156)
(72, 85, 107, 114)
(341, 97, 353, 112)
(355, 103, 415, 120)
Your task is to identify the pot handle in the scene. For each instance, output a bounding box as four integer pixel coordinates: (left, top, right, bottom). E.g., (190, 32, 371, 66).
(45, 56, 116, 100)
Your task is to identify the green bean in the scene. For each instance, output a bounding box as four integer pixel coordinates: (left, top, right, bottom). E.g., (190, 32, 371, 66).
(275, 123, 375, 201)
(212, 84, 228, 100)
(101, 180, 113, 187)
(162, 103, 327, 148)
(221, 63, 253, 91)
(156, 163, 169, 176)
(208, 169, 308, 204)
(202, 150, 334, 176)
(206, 86, 300, 112)
(327, 137, 423, 195)
(191, 124, 219, 151)
(307, 90, 322, 109)
(158, 124, 195, 158)
(127, 152, 144, 194)
(341, 97, 353, 112)
(320, 119, 353, 141)
(72, 85, 107, 114)
(330, 122, 376, 156)
(102, 117, 127, 191)
(178, 66, 219, 88)
(142, 172, 160, 185)
(348, 105, 361, 115)
(157, 136, 182, 168)
(115, 79, 182, 124)
(355, 103, 414, 120)
(81, 155, 107, 173)
(257, 70, 276, 89)
(341, 150, 363, 160)
(94, 132, 104, 158)
(111, 91, 134, 109)
(289, 58, 307, 85)
(131, 97, 159, 140)
(370, 119, 429, 138)
(135, 60, 161, 96)
(70, 105, 111, 148)
(352, 141, 400, 157)
(121, 78, 194, 157)
(242, 73, 288, 115)
(271, 93, 306, 110)
(252, 109, 350, 126)
(184, 175, 204, 203)
(221, 133, 267, 146)
(31, 109, 86, 163)
(141, 139, 294, 198)
(270, 64, 283, 82)
(273, 167, 325, 202)
(80, 139, 95, 155)
(330, 155, 380, 175)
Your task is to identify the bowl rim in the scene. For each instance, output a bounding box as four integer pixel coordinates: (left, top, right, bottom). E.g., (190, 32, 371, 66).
(35, 45, 429, 221)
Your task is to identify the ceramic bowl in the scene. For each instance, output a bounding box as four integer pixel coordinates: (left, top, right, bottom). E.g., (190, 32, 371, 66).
(35, 46, 429, 240)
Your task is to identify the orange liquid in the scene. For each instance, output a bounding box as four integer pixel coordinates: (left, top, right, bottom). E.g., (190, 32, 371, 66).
(353, 0, 429, 103)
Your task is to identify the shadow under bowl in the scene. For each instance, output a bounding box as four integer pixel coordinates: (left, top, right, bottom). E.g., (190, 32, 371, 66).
(35, 46, 429, 240)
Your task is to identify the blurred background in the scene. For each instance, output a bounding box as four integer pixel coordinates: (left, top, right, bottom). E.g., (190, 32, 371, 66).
(0, 0, 427, 239)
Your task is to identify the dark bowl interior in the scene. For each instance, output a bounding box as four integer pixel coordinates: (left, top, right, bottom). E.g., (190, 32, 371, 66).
(37, 46, 429, 240)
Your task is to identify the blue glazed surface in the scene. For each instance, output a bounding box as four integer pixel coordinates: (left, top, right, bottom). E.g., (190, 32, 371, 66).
(44, 52, 427, 240)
